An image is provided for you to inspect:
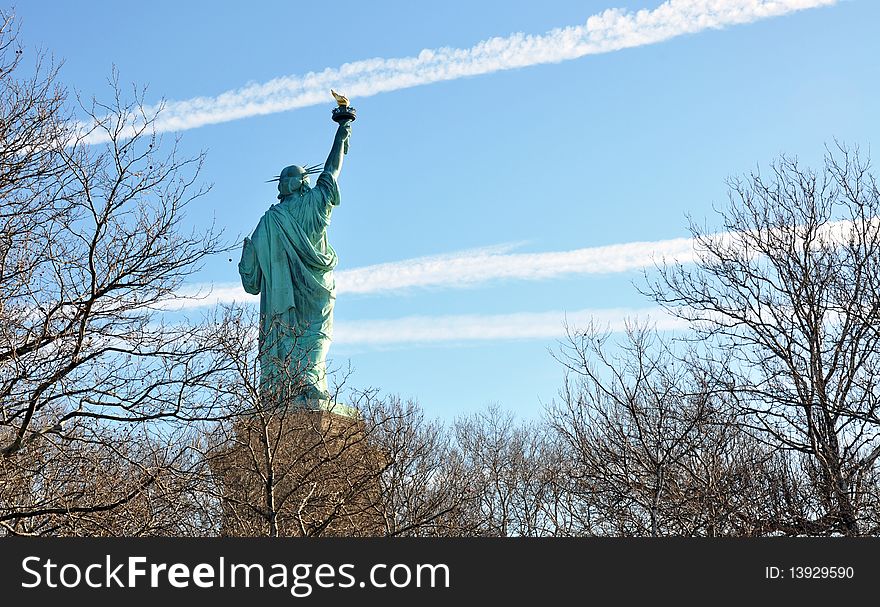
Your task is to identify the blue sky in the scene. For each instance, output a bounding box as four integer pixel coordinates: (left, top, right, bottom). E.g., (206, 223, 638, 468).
(13, 0, 878, 419)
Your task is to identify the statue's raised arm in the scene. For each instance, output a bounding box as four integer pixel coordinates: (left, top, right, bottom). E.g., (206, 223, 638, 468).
(324, 120, 351, 180)
(325, 89, 356, 179)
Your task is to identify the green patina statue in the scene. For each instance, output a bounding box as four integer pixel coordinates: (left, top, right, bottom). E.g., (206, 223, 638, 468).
(238, 93, 354, 409)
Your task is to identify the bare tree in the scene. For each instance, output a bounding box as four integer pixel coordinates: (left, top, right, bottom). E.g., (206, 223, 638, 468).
(0, 13, 227, 533)
(450, 404, 568, 536)
(549, 322, 788, 536)
(365, 395, 472, 537)
(647, 146, 880, 535)
(0, 422, 214, 536)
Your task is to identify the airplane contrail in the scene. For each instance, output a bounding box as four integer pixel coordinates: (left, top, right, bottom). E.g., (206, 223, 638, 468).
(166, 217, 867, 310)
(80, 0, 837, 143)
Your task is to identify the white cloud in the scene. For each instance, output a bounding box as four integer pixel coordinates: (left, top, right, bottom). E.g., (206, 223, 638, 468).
(337, 236, 696, 294)
(80, 0, 837, 143)
(164, 217, 873, 310)
(163, 233, 697, 310)
(333, 307, 687, 346)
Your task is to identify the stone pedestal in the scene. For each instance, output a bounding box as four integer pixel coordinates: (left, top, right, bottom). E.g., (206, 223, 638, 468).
(210, 406, 386, 536)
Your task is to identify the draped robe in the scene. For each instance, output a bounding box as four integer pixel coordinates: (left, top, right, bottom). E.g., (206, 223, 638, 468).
(238, 172, 340, 400)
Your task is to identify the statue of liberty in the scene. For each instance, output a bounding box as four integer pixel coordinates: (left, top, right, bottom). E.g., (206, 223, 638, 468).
(237, 91, 355, 409)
